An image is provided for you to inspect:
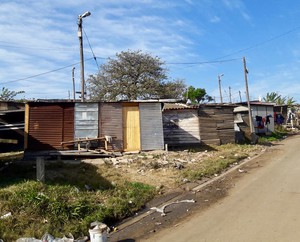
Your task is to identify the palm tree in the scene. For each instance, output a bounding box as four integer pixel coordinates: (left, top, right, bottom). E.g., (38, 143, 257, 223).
(263, 92, 280, 103)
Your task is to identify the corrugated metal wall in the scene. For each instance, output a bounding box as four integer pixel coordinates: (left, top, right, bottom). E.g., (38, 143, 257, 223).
(99, 103, 123, 151)
(74, 103, 98, 138)
(27, 103, 74, 150)
(251, 105, 274, 133)
(140, 103, 164, 150)
(163, 109, 201, 146)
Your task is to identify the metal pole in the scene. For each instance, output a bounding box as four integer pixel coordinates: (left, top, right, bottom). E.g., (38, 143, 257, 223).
(72, 67, 76, 102)
(239, 91, 242, 102)
(243, 57, 254, 133)
(78, 17, 85, 102)
(229, 86, 232, 103)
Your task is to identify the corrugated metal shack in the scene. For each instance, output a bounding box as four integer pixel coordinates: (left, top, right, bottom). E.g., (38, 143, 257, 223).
(162, 103, 236, 147)
(0, 101, 25, 152)
(25, 101, 164, 154)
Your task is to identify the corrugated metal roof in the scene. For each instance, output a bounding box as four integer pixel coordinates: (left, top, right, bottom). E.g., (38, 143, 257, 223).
(163, 103, 198, 110)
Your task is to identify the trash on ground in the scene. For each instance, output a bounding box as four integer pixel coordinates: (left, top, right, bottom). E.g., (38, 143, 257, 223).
(150, 199, 196, 216)
(16, 232, 78, 242)
(0, 212, 12, 219)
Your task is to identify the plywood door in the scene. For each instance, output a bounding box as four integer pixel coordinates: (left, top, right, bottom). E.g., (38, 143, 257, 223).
(123, 106, 140, 151)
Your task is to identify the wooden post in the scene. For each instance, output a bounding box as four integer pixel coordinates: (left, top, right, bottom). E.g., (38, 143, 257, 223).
(243, 57, 254, 133)
(36, 157, 45, 182)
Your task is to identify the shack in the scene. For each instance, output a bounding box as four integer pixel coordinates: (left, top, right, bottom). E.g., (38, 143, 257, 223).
(237, 101, 275, 134)
(24, 101, 164, 155)
(162, 103, 236, 147)
(162, 103, 200, 146)
(0, 101, 25, 152)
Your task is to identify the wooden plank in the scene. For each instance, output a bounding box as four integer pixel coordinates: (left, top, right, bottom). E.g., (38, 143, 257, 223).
(0, 138, 18, 144)
(201, 139, 220, 145)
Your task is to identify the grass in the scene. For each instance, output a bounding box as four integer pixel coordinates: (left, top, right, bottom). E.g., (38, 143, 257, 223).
(181, 143, 259, 182)
(258, 129, 288, 144)
(0, 161, 156, 241)
(0, 142, 266, 240)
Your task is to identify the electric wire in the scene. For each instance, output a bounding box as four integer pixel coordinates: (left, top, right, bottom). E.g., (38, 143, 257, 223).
(210, 26, 300, 61)
(83, 28, 100, 72)
(2, 26, 299, 87)
(0, 57, 95, 85)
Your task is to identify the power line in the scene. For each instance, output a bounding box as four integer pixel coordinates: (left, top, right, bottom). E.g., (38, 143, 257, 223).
(83, 28, 100, 72)
(0, 58, 95, 85)
(211, 26, 300, 61)
(166, 57, 241, 65)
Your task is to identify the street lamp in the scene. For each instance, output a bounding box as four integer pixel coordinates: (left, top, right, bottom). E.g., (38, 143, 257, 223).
(78, 11, 91, 102)
(218, 74, 224, 104)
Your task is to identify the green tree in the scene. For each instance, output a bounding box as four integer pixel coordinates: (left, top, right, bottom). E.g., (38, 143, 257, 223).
(286, 97, 296, 106)
(0, 87, 24, 101)
(87, 50, 170, 101)
(184, 86, 213, 103)
(263, 92, 296, 106)
(263, 92, 281, 103)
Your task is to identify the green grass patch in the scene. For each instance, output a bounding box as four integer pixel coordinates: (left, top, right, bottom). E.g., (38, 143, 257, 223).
(258, 131, 287, 144)
(0, 162, 156, 241)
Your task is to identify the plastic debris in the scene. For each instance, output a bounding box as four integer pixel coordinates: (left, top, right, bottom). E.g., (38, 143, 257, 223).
(16, 233, 76, 242)
(150, 199, 196, 216)
(0, 212, 12, 219)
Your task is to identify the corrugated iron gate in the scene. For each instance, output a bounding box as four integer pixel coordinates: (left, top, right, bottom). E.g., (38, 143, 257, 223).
(140, 103, 164, 150)
(26, 103, 74, 150)
(100, 103, 123, 151)
(74, 103, 98, 139)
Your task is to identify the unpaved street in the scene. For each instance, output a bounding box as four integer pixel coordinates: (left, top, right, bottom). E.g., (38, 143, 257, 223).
(143, 134, 300, 242)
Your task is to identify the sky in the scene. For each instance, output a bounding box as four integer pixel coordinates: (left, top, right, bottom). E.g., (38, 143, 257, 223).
(1, 0, 300, 103)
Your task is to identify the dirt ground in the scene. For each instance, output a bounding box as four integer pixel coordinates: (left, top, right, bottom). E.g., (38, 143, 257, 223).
(105, 144, 272, 241)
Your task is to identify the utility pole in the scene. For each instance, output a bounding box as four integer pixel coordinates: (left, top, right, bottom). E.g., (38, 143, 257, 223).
(239, 91, 242, 102)
(78, 11, 91, 102)
(229, 86, 232, 103)
(218, 74, 224, 104)
(72, 67, 76, 102)
(243, 57, 254, 134)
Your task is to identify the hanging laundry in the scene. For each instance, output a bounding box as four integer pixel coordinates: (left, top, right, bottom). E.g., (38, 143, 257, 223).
(256, 116, 264, 129)
(265, 114, 272, 124)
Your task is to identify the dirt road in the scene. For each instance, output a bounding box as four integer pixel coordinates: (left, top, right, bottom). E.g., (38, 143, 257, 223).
(143, 135, 300, 242)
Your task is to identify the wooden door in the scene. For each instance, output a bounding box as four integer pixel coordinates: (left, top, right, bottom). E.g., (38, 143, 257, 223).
(123, 105, 140, 151)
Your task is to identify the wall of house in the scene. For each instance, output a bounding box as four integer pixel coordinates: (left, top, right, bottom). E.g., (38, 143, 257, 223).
(198, 106, 235, 145)
(25, 102, 74, 151)
(251, 105, 274, 133)
(163, 109, 201, 146)
(140, 103, 164, 150)
(99, 102, 123, 151)
(25, 101, 165, 152)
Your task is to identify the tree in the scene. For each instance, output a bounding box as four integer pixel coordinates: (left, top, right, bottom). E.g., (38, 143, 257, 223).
(158, 79, 187, 99)
(87, 50, 169, 101)
(263, 92, 296, 106)
(286, 97, 296, 106)
(184, 86, 213, 103)
(263, 92, 280, 103)
(0, 87, 24, 101)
